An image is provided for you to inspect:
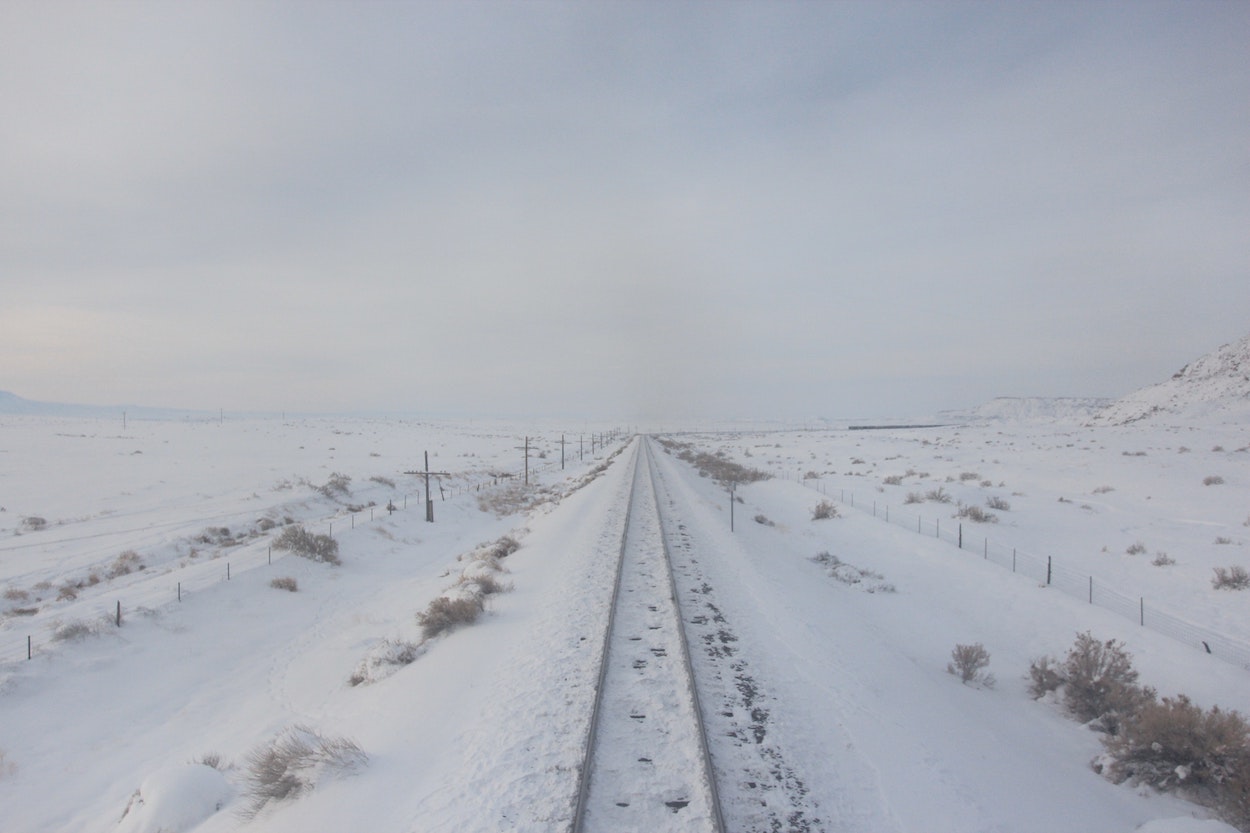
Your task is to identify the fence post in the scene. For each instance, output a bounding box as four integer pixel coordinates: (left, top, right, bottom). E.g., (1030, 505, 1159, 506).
(984, 538, 988, 559)
(873, 501, 876, 517)
(28, 635, 32, 660)
(1140, 598, 1144, 626)
(918, 516, 922, 533)
(227, 563, 231, 581)
(116, 600, 121, 627)
(178, 581, 181, 602)
(1089, 576, 1093, 603)
(1012, 548, 1016, 572)
(1047, 556, 1052, 585)
(936, 518, 940, 538)
(958, 523, 962, 549)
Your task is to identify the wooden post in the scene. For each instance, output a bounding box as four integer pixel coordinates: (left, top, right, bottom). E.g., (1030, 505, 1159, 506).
(958, 523, 962, 549)
(1047, 556, 1052, 586)
(178, 581, 181, 601)
(116, 600, 121, 627)
(28, 635, 32, 660)
(425, 451, 433, 522)
(560, 434, 566, 470)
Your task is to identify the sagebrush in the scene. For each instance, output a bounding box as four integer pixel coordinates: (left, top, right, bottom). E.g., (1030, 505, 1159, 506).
(947, 642, 995, 688)
(242, 725, 366, 817)
(1102, 695, 1249, 795)
(416, 595, 483, 640)
(1060, 632, 1155, 734)
(273, 526, 340, 565)
(1213, 565, 1250, 591)
(812, 500, 838, 520)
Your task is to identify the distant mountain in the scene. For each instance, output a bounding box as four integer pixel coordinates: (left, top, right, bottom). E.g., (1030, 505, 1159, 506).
(0, 390, 208, 420)
(0, 390, 116, 417)
(1090, 333, 1250, 425)
(942, 396, 1112, 424)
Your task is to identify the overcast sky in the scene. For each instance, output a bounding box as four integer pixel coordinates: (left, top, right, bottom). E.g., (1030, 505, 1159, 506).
(2, 1, 1247, 419)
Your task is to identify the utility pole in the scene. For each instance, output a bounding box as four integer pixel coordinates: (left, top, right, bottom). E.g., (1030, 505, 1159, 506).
(515, 437, 531, 484)
(404, 451, 449, 522)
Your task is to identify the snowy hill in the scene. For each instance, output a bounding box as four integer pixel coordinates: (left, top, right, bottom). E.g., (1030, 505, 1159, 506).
(0, 390, 219, 421)
(1091, 334, 1250, 425)
(945, 396, 1112, 424)
(0, 390, 125, 418)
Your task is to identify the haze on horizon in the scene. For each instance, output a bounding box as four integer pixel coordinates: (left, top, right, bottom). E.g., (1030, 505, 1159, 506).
(2, 1, 1247, 420)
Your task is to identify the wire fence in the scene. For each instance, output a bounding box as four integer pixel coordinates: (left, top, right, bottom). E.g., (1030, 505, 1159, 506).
(807, 482, 1250, 671)
(1, 432, 629, 667)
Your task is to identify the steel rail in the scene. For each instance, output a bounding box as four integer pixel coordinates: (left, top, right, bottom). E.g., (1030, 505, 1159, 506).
(642, 436, 727, 833)
(569, 438, 642, 832)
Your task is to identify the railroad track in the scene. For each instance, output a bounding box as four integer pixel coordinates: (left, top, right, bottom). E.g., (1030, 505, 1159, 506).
(571, 436, 725, 833)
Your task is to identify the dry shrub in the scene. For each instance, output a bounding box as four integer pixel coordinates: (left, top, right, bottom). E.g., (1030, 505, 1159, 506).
(1152, 552, 1176, 567)
(1103, 695, 1250, 797)
(656, 439, 770, 486)
(904, 492, 923, 505)
(459, 573, 511, 597)
(1204, 475, 1226, 486)
(1028, 654, 1066, 699)
(489, 535, 520, 559)
(106, 550, 143, 579)
(882, 475, 904, 486)
(242, 725, 366, 817)
(1213, 566, 1250, 591)
(1062, 632, 1155, 734)
(959, 472, 980, 482)
(811, 500, 838, 520)
(956, 504, 998, 523)
(416, 595, 483, 640)
(754, 514, 775, 527)
(985, 496, 1011, 511)
(20, 516, 47, 532)
(1125, 541, 1148, 555)
(811, 552, 895, 594)
(273, 526, 340, 565)
(316, 472, 352, 498)
(925, 487, 952, 504)
(947, 642, 994, 688)
(348, 639, 421, 686)
(51, 618, 102, 642)
(270, 576, 299, 592)
(477, 482, 553, 516)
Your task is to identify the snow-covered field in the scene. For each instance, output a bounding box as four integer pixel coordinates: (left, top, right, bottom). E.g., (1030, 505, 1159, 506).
(0, 406, 1247, 832)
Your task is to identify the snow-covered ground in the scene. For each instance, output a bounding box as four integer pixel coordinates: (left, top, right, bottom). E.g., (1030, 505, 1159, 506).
(0, 408, 1246, 832)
